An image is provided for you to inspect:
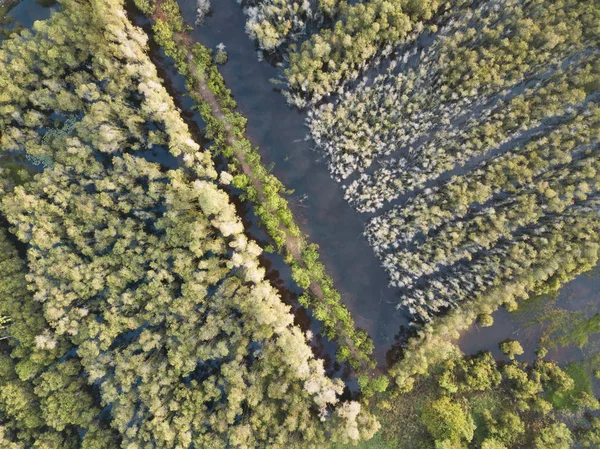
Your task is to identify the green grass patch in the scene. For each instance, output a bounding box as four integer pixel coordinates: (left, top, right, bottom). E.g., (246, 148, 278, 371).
(556, 313, 600, 349)
(547, 362, 593, 410)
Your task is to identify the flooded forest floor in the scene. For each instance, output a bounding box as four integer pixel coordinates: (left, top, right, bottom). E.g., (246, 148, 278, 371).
(2, 0, 598, 389)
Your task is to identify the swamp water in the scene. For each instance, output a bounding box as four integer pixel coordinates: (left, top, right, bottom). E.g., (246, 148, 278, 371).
(4, 0, 598, 380)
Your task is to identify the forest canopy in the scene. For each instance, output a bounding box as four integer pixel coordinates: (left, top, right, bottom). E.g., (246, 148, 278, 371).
(0, 0, 598, 448)
(242, 0, 600, 373)
(0, 1, 379, 447)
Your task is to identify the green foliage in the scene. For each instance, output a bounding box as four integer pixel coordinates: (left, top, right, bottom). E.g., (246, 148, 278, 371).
(481, 440, 507, 449)
(281, 0, 600, 394)
(478, 314, 494, 327)
(580, 417, 600, 448)
(546, 362, 597, 410)
(368, 350, 599, 449)
(284, 0, 445, 105)
(421, 396, 475, 446)
(292, 264, 312, 289)
(0, 1, 379, 447)
(0, 227, 106, 447)
(214, 43, 228, 65)
(534, 423, 573, 449)
(499, 341, 524, 360)
(137, 0, 376, 375)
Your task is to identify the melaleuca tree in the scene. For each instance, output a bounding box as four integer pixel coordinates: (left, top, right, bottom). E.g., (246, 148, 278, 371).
(292, 1, 600, 362)
(283, 0, 448, 105)
(0, 229, 114, 448)
(0, 1, 379, 447)
(420, 396, 475, 447)
(242, 0, 345, 52)
(387, 351, 600, 449)
(365, 109, 600, 249)
(293, 0, 599, 335)
(534, 423, 573, 449)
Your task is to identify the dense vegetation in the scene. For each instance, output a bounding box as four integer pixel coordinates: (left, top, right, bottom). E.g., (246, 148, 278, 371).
(240, 0, 600, 382)
(371, 348, 600, 449)
(0, 1, 380, 447)
(241, 0, 343, 52)
(236, 0, 600, 446)
(135, 0, 379, 375)
(0, 0, 597, 448)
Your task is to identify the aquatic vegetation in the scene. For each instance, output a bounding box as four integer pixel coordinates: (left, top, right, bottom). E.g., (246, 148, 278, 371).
(214, 42, 227, 64)
(195, 0, 210, 24)
(546, 357, 600, 410)
(0, 0, 597, 447)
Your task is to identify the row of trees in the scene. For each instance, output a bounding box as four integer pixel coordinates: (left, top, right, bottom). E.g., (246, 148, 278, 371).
(352, 59, 599, 322)
(307, 0, 597, 181)
(296, 0, 600, 332)
(400, 197, 600, 318)
(388, 201, 599, 391)
(381, 155, 599, 291)
(342, 55, 597, 212)
(237, 0, 600, 407)
(238, 0, 600, 400)
(364, 111, 599, 251)
(0, 0, 379, 447)
(137, 0, 379, 375)
(283, 0, 448, 106)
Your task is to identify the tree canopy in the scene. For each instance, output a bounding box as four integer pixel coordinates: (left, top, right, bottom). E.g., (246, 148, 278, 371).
(0, 1, 378, 447)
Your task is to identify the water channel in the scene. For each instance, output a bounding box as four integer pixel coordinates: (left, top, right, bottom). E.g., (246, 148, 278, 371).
(2, 1, 598, 382)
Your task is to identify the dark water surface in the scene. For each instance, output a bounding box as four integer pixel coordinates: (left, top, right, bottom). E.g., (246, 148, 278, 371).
(6, 0, 599, 375)
(176, 0, 412, 366)
(1, 0, 53, 30)
(459, 267, 600, 363)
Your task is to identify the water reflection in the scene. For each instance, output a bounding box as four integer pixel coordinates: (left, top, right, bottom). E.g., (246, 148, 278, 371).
(176, 0, 412, 368)
(459, 268, 600, 366)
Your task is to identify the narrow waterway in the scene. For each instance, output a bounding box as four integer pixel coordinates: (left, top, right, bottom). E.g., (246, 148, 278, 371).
(175, 0, 413, 366)
(127, 12, 348, 378)
(173, 0, 600, 367)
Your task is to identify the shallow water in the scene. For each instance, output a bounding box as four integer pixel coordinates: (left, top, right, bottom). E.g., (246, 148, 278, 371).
(459, 267, 600, 360)
(1, 0, 53, 31)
